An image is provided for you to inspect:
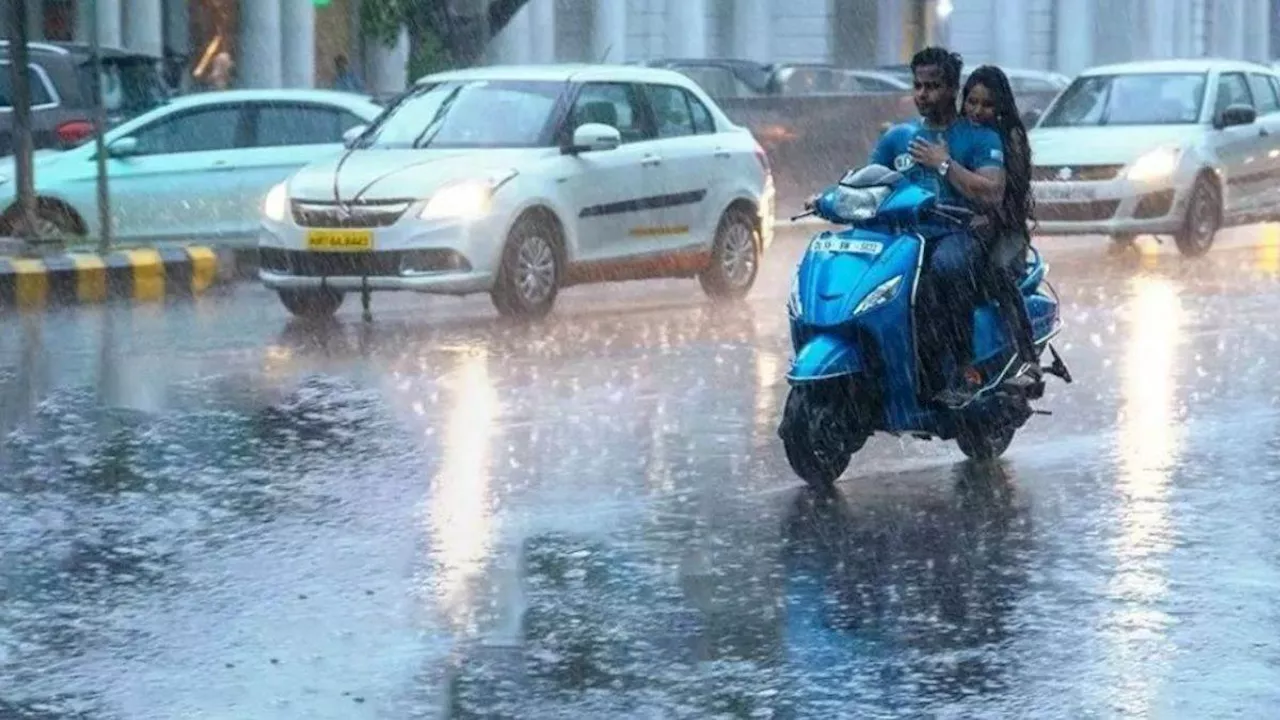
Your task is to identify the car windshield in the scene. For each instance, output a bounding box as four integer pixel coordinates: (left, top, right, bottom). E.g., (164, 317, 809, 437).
(1039, 72, 1207, 127)
(354, 79, 563, 149)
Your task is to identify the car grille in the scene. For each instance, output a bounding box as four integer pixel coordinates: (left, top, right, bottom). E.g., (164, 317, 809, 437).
(259, 248, 470, 277)
(291, 199, 412, 228)
(1037, 200, 1121, 222)
(1032, 165, 1123, 182)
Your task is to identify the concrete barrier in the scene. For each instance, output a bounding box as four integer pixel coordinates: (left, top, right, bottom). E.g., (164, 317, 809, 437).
(0, 246, 225, 310)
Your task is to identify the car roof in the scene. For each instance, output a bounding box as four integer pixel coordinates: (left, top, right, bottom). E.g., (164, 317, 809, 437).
(1082, 58, 1275, 76)
(165, 88, 382, 109)
(417, 63, 699, 86)
(0, 40, 160, 61)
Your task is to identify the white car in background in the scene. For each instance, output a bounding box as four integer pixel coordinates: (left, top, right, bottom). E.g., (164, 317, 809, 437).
(1029, 59, 1280, 256)
(259, 64, 775, 320)
(0, 89, 383, 245)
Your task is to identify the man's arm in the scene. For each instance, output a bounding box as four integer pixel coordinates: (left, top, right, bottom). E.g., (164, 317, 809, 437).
(910, 128, 1006, 206)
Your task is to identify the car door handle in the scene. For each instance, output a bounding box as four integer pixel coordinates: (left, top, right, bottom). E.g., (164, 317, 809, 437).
(714, 147, 731, 158)
(209, 159, 234, 171)
(641, 154, 662, 167)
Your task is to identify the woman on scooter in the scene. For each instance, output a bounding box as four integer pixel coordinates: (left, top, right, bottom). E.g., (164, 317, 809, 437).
(959, 65, 1041, 377)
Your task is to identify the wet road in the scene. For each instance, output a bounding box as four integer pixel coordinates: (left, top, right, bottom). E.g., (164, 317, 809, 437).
(4, 226, 1280, 718)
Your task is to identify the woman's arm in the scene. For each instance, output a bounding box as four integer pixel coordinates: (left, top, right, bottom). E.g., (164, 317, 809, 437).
(909, 136, 1006, 206)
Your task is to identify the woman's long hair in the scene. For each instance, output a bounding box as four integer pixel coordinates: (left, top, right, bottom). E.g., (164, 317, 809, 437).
(963, 66, 1034, 232)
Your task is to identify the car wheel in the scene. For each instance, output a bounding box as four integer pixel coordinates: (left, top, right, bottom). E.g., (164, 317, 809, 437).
(1, 201, 84, 243)
(278, 288, 344, 319)
(699, 207, 760, 300)
(491, 212, 561, 320)
(1174, 175, 1220, 258)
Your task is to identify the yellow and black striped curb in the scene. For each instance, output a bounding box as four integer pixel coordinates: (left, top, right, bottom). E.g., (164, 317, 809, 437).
(0, 247, 220, 310)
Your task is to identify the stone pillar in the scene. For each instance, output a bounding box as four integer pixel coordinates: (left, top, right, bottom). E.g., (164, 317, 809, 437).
(365, 26, 409, 94)
(162, 0, 189, 54)
(993, 0, 1029, 66)
(877, 0, 904, 65)
(25, 0, 44, 41)
(93, 0, 123, 47)
(281, 0, 316, 88)
(731, 0, 771, 63)
(123, 0, 164, 56)
(666, 0, 707, 58)
(1145, 0, 1176, 58)
(490, 4, 533, 65)
(1246, 0, 1270, 62)
(1054, 0, 1093, 75)
(529, 0, 556, 63)
(592, 0, 626, 63)
(239, 0, 282, 88)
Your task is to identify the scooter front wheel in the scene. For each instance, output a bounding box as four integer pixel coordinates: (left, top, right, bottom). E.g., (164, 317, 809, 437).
(779, 383, 864, 491)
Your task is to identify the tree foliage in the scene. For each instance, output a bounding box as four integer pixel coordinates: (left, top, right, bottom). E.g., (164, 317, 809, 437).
(360, 0, 531, 80)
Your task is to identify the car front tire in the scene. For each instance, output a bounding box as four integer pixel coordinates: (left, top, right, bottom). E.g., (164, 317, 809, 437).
(491, 211, 561, 320)
(699, 207, 760, 300)
(278, 288, 344, 319)
(1174, 175, 1221, 258)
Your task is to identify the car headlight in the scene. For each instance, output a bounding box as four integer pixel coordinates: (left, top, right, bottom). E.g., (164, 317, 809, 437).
(263, 182, 288, 222)
(1126, 147, 1181, 182)
(419, 170, 517, 221)
(853, 275, 904, 315)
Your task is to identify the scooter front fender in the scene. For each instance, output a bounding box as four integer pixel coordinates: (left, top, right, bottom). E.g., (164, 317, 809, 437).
(787, 333, 864, 382)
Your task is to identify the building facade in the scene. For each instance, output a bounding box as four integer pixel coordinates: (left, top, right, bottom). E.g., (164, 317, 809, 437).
(5, 0, 1276, 96)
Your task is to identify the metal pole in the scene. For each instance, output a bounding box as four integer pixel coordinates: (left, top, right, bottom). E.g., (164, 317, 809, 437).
(5, 0, 38, 251)
(90, 0, 112, 252)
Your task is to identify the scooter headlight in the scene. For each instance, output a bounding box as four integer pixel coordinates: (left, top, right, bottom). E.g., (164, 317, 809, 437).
(853, 275, 904, 315)
(787, 268, 802, 317)
(826, 185, 891, 223)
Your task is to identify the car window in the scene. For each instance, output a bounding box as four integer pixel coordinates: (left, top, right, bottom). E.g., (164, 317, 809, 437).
(131, 106, 243, 155)
(1216, 72, 1253, 115)
(685, 90, 716, 134)
(254, 103, 363, 146)
(0, 62, 56, 108)
(857, 76, 905, 92)
(1040, 73, 1206, 127)
(673, 67, 740, 98)
(1270, 76, 1280, 108)
(1248, 74, 1280, 113)
(643, 84, 695, 138)
(571, 83, 650, 143)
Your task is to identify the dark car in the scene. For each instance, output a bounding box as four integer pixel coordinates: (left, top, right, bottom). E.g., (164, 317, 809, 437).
(641, 58, 774, 98)
(1, 40, 170, 156)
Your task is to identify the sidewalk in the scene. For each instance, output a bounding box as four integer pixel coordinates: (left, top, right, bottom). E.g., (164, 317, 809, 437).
(0, 238, 229, 310)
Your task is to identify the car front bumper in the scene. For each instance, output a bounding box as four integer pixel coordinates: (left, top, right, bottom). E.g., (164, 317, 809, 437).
(1031, 176, 1189, 236)
(258, 208, 507, 296)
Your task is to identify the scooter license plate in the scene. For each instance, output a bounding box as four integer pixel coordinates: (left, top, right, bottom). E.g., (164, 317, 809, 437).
(811, 238, 883, 255)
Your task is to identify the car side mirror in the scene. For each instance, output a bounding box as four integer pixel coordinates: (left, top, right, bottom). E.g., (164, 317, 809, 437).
(106, 136, 140, 158)
(1216, 103, 1257, 129)
(342, 124, 368, 148)
(563, 123, 621, 155)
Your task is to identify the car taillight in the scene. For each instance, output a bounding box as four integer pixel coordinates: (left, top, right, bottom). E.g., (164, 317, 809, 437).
(56, 120, 95, 146)
(755, 146, 771, 176)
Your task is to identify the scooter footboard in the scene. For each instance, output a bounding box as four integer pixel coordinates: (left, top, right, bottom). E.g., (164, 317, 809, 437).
(787, 334, 865, 382)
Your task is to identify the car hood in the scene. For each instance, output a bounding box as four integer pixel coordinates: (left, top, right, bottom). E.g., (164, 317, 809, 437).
(1030, 125, 1203, 166)
(286, 148, 553, 202)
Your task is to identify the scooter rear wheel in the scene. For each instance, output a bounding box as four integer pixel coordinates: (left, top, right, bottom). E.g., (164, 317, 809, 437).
(779, 384, 863, 491)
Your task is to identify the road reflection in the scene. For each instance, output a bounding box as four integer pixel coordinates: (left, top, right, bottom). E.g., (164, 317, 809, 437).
(1102, 274, 1186, 715)
(779, 461, 1031, 711)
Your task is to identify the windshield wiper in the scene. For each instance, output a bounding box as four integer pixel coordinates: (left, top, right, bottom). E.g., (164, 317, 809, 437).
(412, 86, 463, 149)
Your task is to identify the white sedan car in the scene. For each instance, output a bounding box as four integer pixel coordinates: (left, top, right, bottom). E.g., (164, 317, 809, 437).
(1029, 59, 1280, 256)
(258, 64, 775, 319)
(0, 89, 383, 246)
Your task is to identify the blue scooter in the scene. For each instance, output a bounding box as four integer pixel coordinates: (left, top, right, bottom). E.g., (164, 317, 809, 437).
(778, 164, 1073, 490)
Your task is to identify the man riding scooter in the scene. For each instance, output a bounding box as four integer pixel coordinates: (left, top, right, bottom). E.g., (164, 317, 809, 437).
(849, 47, 1009, 408)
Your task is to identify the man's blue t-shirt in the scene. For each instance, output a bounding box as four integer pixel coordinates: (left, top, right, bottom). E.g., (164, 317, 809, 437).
(869, 118, 1004, 210)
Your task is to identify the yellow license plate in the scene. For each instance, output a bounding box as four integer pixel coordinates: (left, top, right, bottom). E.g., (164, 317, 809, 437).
(306, 229, 373, 252)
